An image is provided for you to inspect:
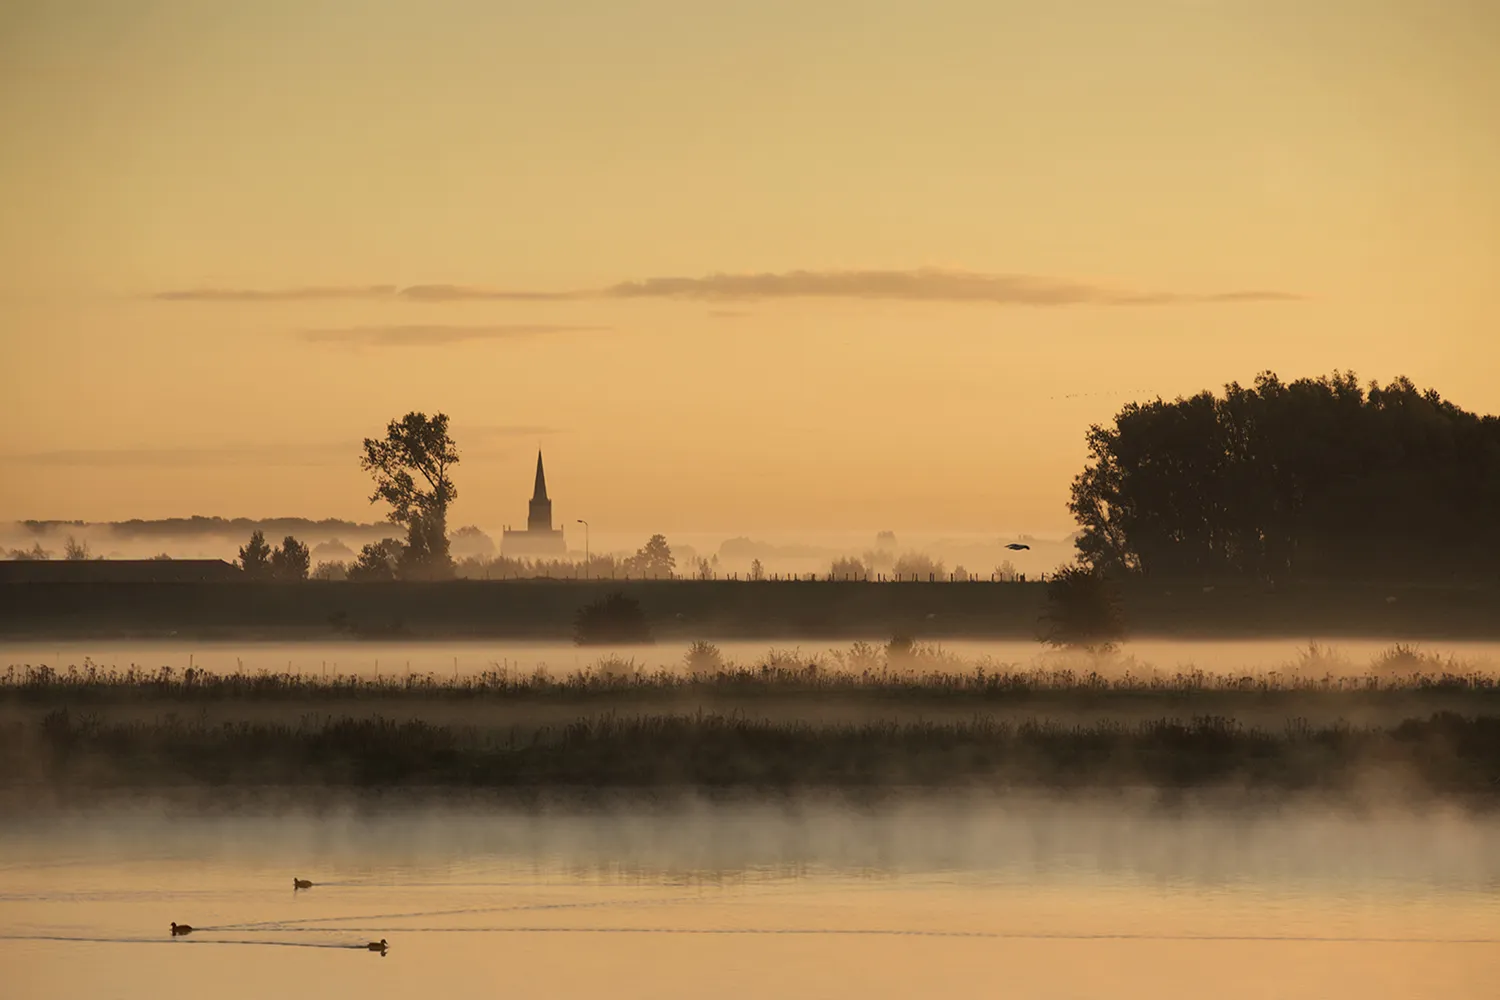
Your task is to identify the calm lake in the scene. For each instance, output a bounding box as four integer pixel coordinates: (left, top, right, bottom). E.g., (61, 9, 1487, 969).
(5, 801, 1500, 999)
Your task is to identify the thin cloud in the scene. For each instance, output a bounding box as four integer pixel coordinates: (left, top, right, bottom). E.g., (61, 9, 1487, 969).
(299, 324, 605, 346)
(156, 269, 1300, 307)
(155, 285, 397, 301)
(602, 269, 1301, 306)
(397, 285, 583, 302)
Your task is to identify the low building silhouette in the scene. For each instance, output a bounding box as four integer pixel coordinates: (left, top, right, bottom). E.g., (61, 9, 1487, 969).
(0, 559, 243, 583)
(501, 451, 566, 557)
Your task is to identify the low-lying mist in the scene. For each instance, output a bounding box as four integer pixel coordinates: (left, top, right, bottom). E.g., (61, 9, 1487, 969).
(6, 794, 1500, 892)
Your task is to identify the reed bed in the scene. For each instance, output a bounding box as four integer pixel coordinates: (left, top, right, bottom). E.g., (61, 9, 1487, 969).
(5, 644, 1498, 796)
(7, 708, 1500, 795)
(4, 650, 1499, 708)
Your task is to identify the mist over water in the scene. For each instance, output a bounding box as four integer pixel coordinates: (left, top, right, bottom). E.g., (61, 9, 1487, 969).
(6, 799, 1500, 999)
(7, 797, 1500, 889)
(7, 637, 1500, 679)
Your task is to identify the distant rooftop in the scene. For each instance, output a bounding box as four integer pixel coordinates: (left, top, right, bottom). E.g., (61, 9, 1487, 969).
(0, 559, 244, 584)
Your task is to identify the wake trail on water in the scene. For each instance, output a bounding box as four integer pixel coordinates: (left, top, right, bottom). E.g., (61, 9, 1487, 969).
(0, 933, 379, 950)
(214, 894, 701, 931)
(248, 925, 1500, 945)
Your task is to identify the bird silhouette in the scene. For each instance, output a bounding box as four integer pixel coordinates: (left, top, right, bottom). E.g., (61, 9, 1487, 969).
(170, 922, 194, 936)
(367, 939, 388, 955)
(293, 878, 313, 890)
(1005, 543, 1031, 551)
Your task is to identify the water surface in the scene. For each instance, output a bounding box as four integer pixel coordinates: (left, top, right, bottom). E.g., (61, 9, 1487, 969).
(5, 802, 1499, 998)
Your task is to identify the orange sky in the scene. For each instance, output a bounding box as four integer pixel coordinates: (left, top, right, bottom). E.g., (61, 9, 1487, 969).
(1, 1, 1496, 539)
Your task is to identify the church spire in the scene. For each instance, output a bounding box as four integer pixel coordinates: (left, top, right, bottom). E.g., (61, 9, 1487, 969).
(532, 450, 548, 502)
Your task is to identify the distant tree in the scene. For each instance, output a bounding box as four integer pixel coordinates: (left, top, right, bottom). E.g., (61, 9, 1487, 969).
(269, 535, 311, 582)
(149, 552, 173, 561)
(829, 556, 866, 579)
(993, 559, 1020, 582)
(875, 530, 897, 551)
(1039, 565, 1124, 651)
(311, 538, 356, 562)
(347, 539, 405, 581)
(450, 525, 496, 559)
(574, 592, 653, 645)
(311, 560, 349, 581)
(63, 536, 92, 561)
(581, 553, 624, 580)
(238, 531, 272, 579)
(892, 552, 945, 581)
(627, 534, 676, 579)
(693, 556, 718, 581)
(749, 558, 765, 581)
(361, 412, 458, 580)
(8, 543, 51, 560)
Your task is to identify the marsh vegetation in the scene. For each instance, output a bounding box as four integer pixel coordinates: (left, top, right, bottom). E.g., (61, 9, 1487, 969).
(5, 642, 1499, 799)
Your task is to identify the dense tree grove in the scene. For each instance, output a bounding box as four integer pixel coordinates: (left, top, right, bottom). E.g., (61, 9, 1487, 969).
(1070, 372, 1500, 582)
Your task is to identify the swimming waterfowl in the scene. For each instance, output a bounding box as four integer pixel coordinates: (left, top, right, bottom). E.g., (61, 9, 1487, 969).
(293, 878, 313, 890)
(367, 939, 388, 954)
(170, 922, 194, 936)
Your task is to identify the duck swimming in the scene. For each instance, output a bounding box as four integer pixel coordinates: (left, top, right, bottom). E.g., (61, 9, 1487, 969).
(367, 939, 388, 955)
(170, 922, 194, 936)
(293, 878, 313, 890)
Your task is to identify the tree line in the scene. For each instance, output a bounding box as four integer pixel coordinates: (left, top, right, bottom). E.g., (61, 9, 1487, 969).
(1069, 371, 1500, 583)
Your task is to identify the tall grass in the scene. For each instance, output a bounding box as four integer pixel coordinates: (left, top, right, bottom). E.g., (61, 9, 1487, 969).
(4, 650, 1500, 707)
(10, 707, 1500, 794)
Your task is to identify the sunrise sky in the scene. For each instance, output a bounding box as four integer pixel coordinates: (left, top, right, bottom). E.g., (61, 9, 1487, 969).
(1, 0, 1496, 541)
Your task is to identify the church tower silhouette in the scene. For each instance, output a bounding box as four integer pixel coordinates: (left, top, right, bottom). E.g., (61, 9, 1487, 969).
(503, 450, 567, 556)
(528, 451, 553, 533)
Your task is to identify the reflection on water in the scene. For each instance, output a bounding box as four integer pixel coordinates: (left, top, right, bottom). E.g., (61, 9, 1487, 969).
(6, 637, 1500, 679)
(5, 802, 1500, 998)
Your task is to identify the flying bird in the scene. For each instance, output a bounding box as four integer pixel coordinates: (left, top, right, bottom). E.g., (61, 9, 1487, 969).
(1005, 543, 1031, 551)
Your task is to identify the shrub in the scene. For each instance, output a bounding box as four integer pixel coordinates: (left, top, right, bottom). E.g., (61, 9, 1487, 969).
(1039, 565, 1124, 651)
(574, 592, 653, 645)
(684, 640, 724, 676)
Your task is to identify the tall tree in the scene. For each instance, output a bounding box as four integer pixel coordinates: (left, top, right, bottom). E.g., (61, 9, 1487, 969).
(269, 536, 311, 582)
(360, 412, 459, 580)
(627, 534, 675, 578)
(238, 531, 272, 580)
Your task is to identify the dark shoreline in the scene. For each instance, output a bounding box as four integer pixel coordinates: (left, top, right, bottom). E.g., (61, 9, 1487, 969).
(4, 579, 1500, 641)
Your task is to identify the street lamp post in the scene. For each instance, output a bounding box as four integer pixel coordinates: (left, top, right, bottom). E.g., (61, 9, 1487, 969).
(576, 519, 589, 580)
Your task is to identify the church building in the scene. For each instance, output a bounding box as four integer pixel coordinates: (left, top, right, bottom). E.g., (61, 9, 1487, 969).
(501, 451, 567, 557)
